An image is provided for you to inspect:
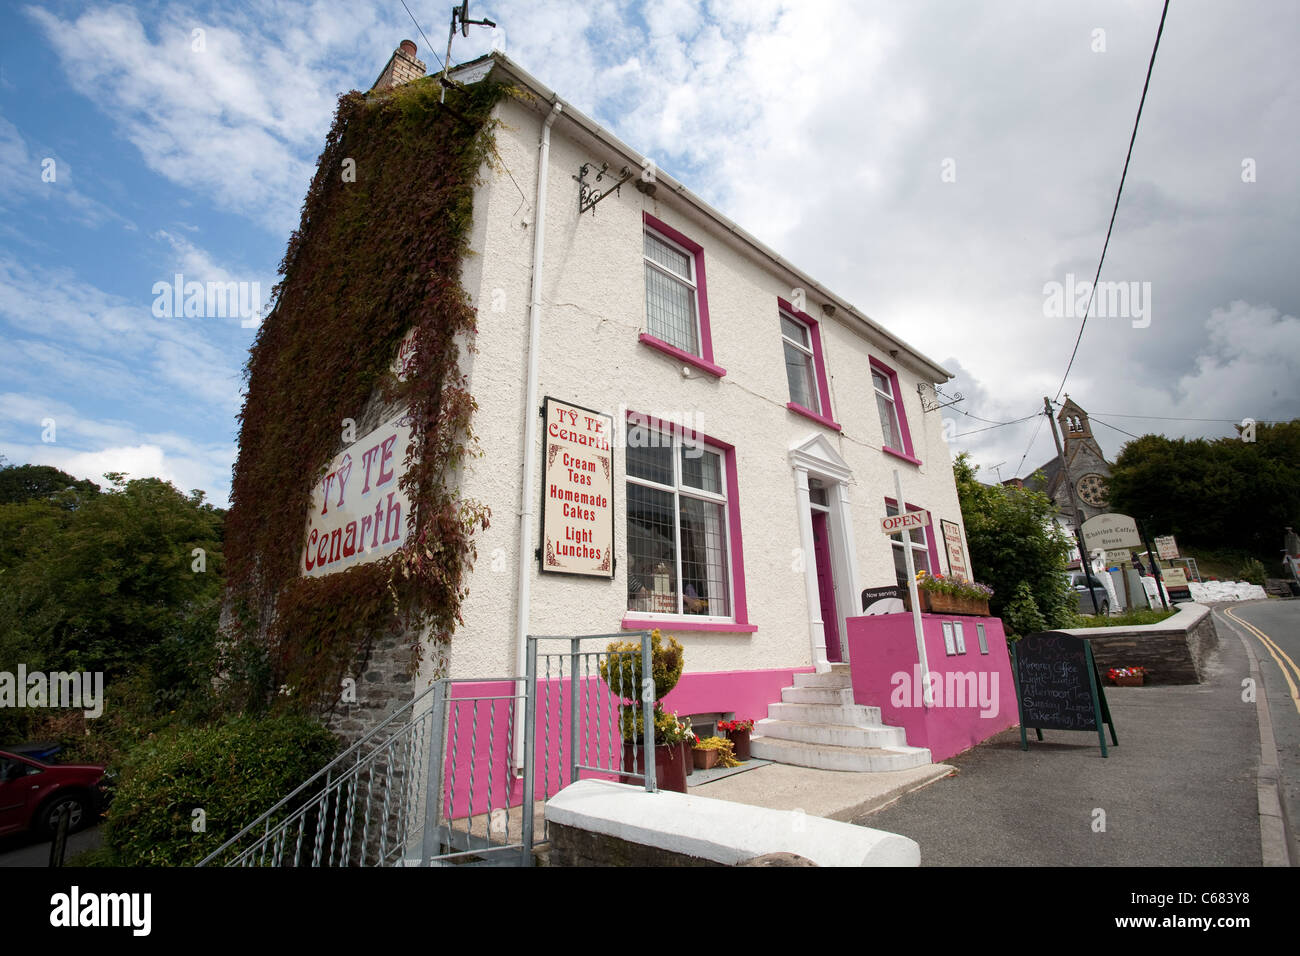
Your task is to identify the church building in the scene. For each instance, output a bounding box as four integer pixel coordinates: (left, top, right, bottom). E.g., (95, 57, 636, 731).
(1005, 397, 1113, 535)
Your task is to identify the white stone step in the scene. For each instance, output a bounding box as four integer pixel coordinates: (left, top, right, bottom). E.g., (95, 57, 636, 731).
(781, 685, 856, 706)
(755, 717, 908, 749)
(792, 670, 853, 690)
(767, 701, 882, 727)
(749, 736, 932, 773)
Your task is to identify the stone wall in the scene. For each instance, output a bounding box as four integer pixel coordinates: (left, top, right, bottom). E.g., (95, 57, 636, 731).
(547, 822, 726, 867)
(1060, 604, 1217, 685)
(325, 627, 446, 750)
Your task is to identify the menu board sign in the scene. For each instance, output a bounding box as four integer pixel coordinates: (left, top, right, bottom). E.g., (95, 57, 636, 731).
(541, 397, 614, 578)
(941, 519, 969, 580)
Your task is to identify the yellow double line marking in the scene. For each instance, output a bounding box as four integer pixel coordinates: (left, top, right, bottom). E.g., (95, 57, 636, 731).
(1226, 607, 1300, 715)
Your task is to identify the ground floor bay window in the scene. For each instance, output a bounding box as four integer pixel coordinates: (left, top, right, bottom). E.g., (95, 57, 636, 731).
(626, 429, 732, 622)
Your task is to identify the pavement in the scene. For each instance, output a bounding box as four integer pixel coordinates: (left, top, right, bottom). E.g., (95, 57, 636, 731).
(692, 600, 1291, 866)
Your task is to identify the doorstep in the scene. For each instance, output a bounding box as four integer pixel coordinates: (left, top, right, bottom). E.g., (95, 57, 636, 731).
(688, 757, 772, 788)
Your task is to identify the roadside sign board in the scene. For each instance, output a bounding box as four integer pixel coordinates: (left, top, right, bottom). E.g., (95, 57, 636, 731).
(1162, 567, 1189, 588)
(1011, 632, 1118, 757)
(1081, 513, 1143, 552)
(881, 511, 929, 535)
(1104, 549, 1130, 565)
(1156, 535, 1179, 560)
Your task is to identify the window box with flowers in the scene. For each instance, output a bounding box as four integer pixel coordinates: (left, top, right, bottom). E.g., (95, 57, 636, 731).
(913, 571, 993, 616)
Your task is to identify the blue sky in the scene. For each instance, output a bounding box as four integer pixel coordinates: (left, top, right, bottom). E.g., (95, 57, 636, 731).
(1, 1, 1297, 505)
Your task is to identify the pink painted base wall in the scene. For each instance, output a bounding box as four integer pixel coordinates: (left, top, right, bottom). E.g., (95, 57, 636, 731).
(443, 666, 809, 817)
(846, 613, 1018, 762)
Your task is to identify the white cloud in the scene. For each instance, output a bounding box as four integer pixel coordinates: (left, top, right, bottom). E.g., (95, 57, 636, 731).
(1175, 302, 1300, 416)
(0, 392, 235, 505)
(0, 255, 244, 416)
(0, 114, 126, 228)
(24, 3, 397, 233)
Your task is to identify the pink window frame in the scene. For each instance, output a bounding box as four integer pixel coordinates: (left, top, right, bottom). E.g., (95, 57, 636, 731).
(778, 297, 841, 432)
(640, 213, 726, 378)
(620, 410, 755, 633)
(870, 356, 921, 465)
(884, 498, 942, 574)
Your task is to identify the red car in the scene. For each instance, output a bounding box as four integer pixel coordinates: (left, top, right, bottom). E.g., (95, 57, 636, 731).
(0, 748, 109, 839)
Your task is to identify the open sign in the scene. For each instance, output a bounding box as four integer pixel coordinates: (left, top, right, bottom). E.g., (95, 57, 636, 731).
(881, 511, 930, 534)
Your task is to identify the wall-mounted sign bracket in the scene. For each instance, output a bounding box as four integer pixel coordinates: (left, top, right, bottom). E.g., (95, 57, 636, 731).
(574, 162, 632, 216)
(919, 383, 964, 413)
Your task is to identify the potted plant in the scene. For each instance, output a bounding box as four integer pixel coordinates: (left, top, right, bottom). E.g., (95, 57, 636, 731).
(692, 735, 739, 770)
(914, 571, 994, 616)
(718, 717, 754, 760)
(599, 630, 690, 792)
(1108, 666, 1147, 687)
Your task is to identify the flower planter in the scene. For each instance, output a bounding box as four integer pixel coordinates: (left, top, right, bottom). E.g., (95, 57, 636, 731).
(1113, 675, 1144, 687)
(919, 591, 990, 617)
(682, 741, 693, 776)
(726, 728, 751, 761)
(620, 742, 688, 793)
(693, 747, 719, 771)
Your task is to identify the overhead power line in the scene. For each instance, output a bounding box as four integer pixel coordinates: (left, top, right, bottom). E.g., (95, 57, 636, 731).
(398, 0, 446, 72)
(1092, 412, 1291, 424)
(1088, 415, 1143, 440)
(953, 413, 1040, 438)
(1053, 0, 1170, 402)
(1013, 411, 1048, 479)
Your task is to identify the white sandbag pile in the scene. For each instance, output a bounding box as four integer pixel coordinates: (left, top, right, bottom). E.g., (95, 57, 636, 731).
(1185, 580, 1268, 602)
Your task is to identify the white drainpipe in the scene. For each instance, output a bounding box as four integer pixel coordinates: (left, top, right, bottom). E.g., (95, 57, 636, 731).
(513, 99, 562, 766)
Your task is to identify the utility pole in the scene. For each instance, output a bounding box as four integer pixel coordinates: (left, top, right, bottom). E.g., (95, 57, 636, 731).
(1044, 397, 1103, 613)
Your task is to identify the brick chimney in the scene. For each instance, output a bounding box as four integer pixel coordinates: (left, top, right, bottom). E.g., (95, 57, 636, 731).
(371, 39, 427, 92)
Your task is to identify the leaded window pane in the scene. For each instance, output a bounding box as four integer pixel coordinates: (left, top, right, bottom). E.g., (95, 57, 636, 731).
(627, 439, 673, 486)
(644, 232, 691, 278)
(645, 263, 698, 354)
(680, 447, 722, 494)
(626, 483, 678, 614)
(679, 496, 730, 617)
(780, 314, 809, 347)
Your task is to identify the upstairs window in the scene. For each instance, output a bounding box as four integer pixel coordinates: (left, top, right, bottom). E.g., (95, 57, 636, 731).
(873, 368, 902, 451)
(644, 229, 700, 356)
(870, 357, 918, 463)
(781, 311, 819, 414)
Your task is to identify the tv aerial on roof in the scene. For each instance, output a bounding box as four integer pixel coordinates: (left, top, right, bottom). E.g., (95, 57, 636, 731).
(441, 1, 497, 102)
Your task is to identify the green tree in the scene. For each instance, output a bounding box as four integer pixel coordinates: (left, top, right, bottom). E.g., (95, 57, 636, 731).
(1107, 421, 1300, 560)
(1002, 580, 1048, 638)
(0, 474, 225, 676)
(953, 453, 1074, 628)
(0, 461, 99, 507)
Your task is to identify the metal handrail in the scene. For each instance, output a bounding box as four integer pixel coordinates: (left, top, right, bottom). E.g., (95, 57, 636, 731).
(199, 679, 446, 866)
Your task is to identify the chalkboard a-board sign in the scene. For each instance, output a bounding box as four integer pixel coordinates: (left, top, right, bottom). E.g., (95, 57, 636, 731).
(1011, 631, 1118, 756)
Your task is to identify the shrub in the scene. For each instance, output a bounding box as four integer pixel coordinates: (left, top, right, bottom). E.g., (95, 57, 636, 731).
(1002, 581, 1047, 639)
(104, 714, 337, 866)
(1236, 558, 1267, 586)
(598, 629, 683, 703)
